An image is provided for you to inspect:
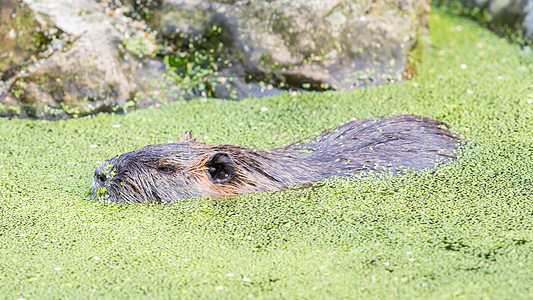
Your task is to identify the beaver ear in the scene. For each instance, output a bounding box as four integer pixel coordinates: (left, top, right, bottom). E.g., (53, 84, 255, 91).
(179, 131, 197, 142)
(206, 152, 235, 184)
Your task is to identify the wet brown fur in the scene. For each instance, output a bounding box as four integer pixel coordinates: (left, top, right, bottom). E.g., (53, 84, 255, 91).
(91, 115, 460, 203)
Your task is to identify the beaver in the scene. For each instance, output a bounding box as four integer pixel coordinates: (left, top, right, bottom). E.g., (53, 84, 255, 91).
(90, 115, 460, 203)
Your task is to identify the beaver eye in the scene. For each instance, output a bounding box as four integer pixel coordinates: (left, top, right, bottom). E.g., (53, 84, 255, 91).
(157, 165, 175, 174)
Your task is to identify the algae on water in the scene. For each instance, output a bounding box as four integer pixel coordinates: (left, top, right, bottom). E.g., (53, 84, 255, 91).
(1, 11, 533, 299)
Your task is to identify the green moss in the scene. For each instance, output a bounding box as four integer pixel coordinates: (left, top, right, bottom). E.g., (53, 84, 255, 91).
(123, 31, 159, 57)
(1, 11, 533, 298)
(136, 24, 231, 100)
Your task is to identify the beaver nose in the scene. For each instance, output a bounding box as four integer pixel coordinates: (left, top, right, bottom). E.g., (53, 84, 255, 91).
(95, 168, 108, 185)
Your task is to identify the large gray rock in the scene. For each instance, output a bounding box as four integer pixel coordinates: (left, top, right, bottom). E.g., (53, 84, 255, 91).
(151, 0, 430, 92)
(0, 0, 170, 118)
(0, 0, 430, 118)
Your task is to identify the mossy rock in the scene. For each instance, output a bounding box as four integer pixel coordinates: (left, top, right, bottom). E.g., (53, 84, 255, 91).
(151, 0, 430, 92)
(0, 0, 170, 119)
(434, 0, 533, 44)
(0, 0, 63, 79)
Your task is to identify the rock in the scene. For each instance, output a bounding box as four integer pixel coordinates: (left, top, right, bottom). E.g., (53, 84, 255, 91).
(0, 0, 65, 80)
(437, 0, 533, 42)
(150, 0, 430, 93)
(0, 0, 430, 118)
(0, 0, 172, 119)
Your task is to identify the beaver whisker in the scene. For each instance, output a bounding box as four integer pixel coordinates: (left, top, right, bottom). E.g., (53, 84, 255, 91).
(90, 115, 461, 203)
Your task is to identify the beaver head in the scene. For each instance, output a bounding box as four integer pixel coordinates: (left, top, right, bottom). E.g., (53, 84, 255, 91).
(91, 143, 241, 203)
(90, 132, 317, 203)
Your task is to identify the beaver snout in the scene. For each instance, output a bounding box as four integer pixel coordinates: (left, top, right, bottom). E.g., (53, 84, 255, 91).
(90, 158, 119, 199)
(95, 168, 107, 185)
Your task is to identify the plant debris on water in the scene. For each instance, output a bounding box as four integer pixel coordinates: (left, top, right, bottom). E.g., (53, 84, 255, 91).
(1, 11, 533, 298)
